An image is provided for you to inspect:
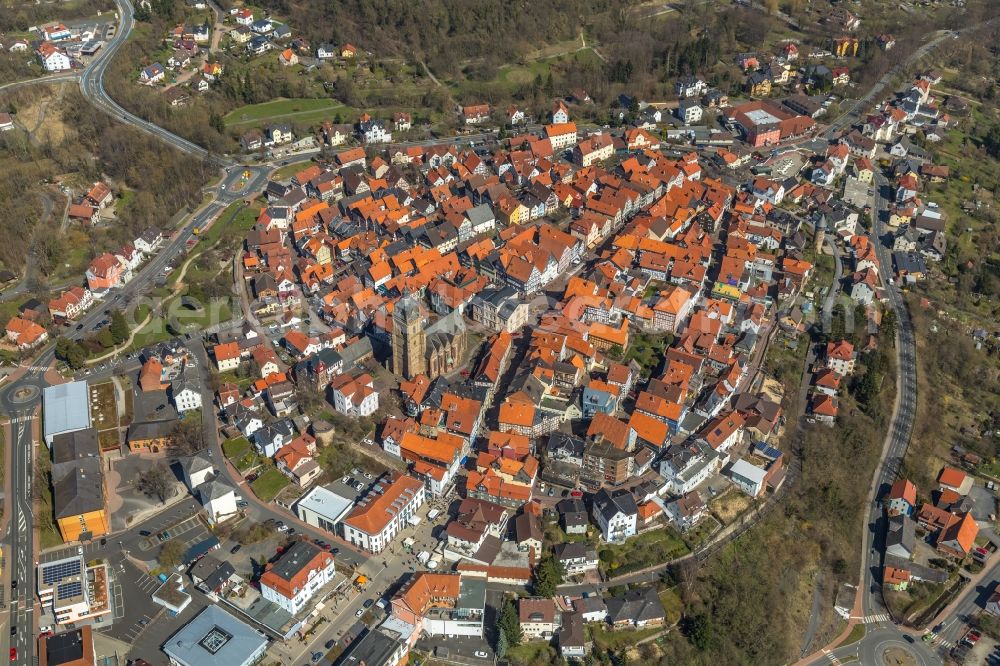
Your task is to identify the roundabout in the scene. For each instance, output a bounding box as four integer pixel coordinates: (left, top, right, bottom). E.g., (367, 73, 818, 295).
(882, 645, 917, 665)
(8, 384, 40, 405)
(0, 375, 47, 411)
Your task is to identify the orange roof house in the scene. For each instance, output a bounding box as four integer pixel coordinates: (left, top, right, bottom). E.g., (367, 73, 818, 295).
(259, 540, 333, 603)
(390, 572, 462, 626)
(936, 511, 978, 559)
(886, 478, 917, 516)
(587, 319, 629, 352)
(465, 468, 532, 507)
(139, 358, 168, 392)
(4, 317, 47, 349)
(937, 466, 970, 495)
(341, 473, 424, 550)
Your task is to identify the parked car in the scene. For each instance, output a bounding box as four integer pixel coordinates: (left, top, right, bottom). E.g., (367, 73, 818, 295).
(324, 640, 336, 649)
(363, 599, 373, 609)
(230, 545, 242, 554)
(355, 609, 364, 617)
(475, 652, 488, 659)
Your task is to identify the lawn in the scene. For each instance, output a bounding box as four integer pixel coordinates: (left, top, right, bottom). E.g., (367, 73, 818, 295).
(120, 377, 134, 426)
(51, 228, 96, 282)
(270, 161, 315, 182)
(453, 48, 602, 98)
(589, 623, 663, 651)
(223, 436, 251, 459)
(200, 201, 259, 247)
(623, 331, 673, 377)
(658, 587, 683, 625)
(683, 515, 721, 549)
(841, 623, 866, 646)
(224, 98, 344, 127)
(504, 642, 557, 665)
(97, 429, 120, 451)
(223, 436, 263, 473)
(130, 300, 233, 351)
(599, 528, 690, 577)
(127, 314, 173, 351)
(251, 467, 290, 502)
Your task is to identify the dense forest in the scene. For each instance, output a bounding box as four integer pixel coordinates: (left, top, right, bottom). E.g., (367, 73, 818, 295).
(0, 85, 212, 279)
(250, 0, 608, 75)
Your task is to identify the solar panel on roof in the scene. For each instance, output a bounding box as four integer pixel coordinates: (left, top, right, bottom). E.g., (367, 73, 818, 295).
(42, 559, 82, 585)
(56, 581, 83, 600)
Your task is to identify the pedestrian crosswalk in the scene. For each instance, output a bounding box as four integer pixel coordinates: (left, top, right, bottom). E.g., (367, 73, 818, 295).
(864, 613, 891, 623)
(822, 649, 840, 664)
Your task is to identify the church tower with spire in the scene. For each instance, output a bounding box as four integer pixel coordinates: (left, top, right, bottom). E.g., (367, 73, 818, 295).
(392, 294, 426, 379)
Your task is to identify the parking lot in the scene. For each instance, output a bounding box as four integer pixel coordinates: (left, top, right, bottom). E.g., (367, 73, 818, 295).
(108, 560, 211, 662)
(136, 514, 212, 553)
(414, 635, 495, 665)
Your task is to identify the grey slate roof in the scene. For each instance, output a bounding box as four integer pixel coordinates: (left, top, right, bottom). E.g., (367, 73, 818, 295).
(182, 450, 215, 478)
(53, 457, 105, 518)
(605, 587, 666, 625)
(198, 478, 236, 503)
(593, 488, 638, 523)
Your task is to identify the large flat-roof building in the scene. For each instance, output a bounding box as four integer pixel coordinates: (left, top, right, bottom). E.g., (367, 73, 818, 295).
(338, 626, 408, 666)
(294, 484, 356, 533)
(37, 555, 111, 626)
(43, 381, 92, 446)
(162, 605, 268, 666)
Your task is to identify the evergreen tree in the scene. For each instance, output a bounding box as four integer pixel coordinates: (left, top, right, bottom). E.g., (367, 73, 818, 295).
(533, 551, 565, 598)
(495, 627, 509, 658)
(110, 309, 129, 345)
(683, 613, 715, 650)
(55, 337, 88, 369)
(498, 598, 522, 647)
(881, 309, 897, 343)
(97, 328, 115, 349)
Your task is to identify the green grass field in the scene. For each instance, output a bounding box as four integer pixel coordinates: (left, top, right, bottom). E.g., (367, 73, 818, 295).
(223, 436, 251, 458)
(270, 161, 315, 182)
(251, 467, 290, 502)
(224, 98, 344, 127)
(599, 528, 690, 577)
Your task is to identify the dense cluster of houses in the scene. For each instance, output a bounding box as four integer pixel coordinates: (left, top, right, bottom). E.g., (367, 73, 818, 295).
(881, 467, 985, 594)
(29, 21, 108, 72)
(216, 85, 830, 579)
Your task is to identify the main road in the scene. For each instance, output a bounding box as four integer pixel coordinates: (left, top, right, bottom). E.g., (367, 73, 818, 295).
(801, 18, 1000, 666)
(77, 0, 233, 166)
(0, 2, 263, 664)
(810, 163, 927, 666)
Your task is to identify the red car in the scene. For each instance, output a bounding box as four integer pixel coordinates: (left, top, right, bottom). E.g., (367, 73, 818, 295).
(10, 647, 16, 661)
